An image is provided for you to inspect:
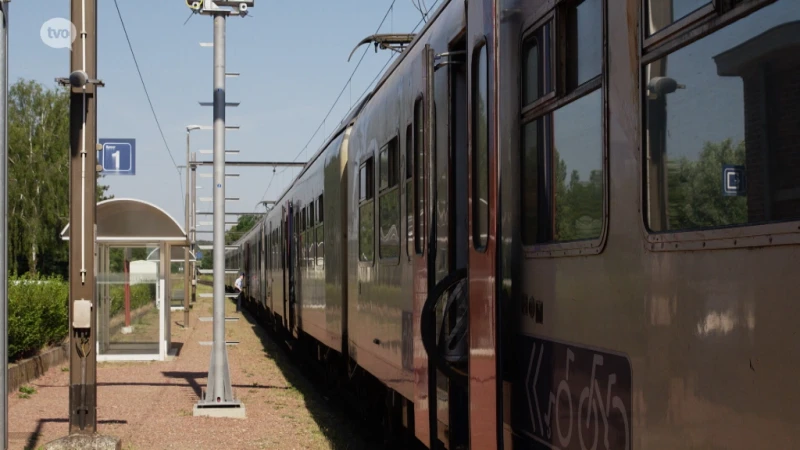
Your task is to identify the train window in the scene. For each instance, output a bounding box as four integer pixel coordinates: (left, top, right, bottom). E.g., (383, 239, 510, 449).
(359, 160, 371, 201)
(316, 195, 324, 268)
(520, 0, 605, 246)
(380, 139, 398, 190)
(380, 147, 389, 190)
(380, 137, 400, 260)
(413, 97, 425, 255)
(406, 124, 413, 180)
(309, 201, 316, 267)
(359, 157, 375, 262)
(645, 0, 712, 36)
(316, 224, 324, 267)
(644, 0, 800, 233)
(472, 41, 489, 251)
(521, 119, 542, 244)
(405, 124, 414, 258)
(523, 22, 552, 105)
(565, 0, 602, 90)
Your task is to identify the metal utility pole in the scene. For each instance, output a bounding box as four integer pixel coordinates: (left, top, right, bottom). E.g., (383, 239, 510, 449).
(191, 151, 197, 303)
(184, 129, 193, 328)
(191, 0, 251, 419)
(67, 0, 100, 435)
(0, 2, 8, 449)
(46, 0, 119, 446)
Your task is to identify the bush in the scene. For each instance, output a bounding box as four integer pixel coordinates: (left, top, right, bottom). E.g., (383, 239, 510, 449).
(108, 283, 155, 318)
(8, 273, 69, 362)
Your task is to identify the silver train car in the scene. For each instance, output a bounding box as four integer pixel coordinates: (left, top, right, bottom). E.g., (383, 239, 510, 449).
(226, 0, 800, 448)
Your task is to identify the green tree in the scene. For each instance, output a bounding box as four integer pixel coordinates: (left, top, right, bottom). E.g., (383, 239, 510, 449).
(8, 79, 114, 277)
(226, 214, 259, 245)
(553, 149, 604, 242)
(199, 242, 213, 270)
(665, 138, 746, 230)
(194, 215, 259, 271)
(8, 80, 71, 276)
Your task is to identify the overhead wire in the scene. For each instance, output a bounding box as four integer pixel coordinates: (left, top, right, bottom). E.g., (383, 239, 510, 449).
(112, 0, 184, 204)
(255, 0, 439, 210)
(254, 0, 396, 209)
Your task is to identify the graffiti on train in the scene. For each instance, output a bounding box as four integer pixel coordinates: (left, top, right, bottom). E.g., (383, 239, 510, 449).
(512, 336, 632, 450)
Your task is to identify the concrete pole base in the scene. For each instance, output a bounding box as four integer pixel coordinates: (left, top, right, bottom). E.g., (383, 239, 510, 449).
(43, 433, 122, 450)
(193, 403, 246, 419)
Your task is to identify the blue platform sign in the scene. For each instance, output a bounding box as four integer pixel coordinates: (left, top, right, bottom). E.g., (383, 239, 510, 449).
(722, 164, 746, 196)
(98, 139, 136, 175)
(196, 251, 203, 260)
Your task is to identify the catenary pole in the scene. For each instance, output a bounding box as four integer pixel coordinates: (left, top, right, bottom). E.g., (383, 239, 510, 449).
(191, 0, 247, 419)
(67, 0, 99, 434)
(184, 131, 191, 328)
(210, 11, 231, 403)
(191, 151, 197, 303)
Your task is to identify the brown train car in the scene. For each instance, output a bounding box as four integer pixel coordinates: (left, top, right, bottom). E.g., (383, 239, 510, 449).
(227, 0, 800, 449)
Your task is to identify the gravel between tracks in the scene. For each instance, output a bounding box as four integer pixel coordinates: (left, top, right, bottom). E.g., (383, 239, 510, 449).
(7, 284, 379, 450)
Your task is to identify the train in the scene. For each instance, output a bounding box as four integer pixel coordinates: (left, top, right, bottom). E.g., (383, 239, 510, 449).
(223, 0, 800, 448)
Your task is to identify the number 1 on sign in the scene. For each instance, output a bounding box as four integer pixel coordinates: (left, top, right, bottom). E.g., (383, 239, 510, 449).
(112, 150, 120, 170)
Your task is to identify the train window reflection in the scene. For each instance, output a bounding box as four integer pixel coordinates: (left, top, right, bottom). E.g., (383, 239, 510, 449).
(566, 0, 602, 89)
(414, 97, 425, 254)
(646, 0, 711, 36)
(359, 157, 375, 262)
(380, 137, 400, 261)
(644, 2, 800, 232)
(472, 42, 489, 251)
(552, 89, 603, 241)
(406, 123, 414, 258)
(521, 90, 602, 243)
(521, 120, 541, 245)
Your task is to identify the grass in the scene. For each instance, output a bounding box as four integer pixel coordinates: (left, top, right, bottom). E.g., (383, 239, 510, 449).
(18, 385, 36, 399)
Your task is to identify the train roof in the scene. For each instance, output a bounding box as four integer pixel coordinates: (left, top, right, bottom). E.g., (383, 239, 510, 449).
(226, 1, 451, 250)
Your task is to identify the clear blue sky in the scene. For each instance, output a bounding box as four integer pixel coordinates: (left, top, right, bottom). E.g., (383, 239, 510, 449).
(10, 0, 433, 235)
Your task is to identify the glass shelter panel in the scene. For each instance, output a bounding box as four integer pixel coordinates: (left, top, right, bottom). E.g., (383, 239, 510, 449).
(97, 244, 162, 358)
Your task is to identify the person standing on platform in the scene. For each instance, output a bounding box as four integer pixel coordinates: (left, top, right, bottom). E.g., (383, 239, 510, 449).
(235, 272, 244, 313)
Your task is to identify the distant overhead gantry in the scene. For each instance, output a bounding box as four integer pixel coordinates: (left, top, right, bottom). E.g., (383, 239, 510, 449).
(194, 160, 306, 167)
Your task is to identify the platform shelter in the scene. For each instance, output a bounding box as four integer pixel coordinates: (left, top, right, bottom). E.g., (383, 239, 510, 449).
(60, 198, 190, 361)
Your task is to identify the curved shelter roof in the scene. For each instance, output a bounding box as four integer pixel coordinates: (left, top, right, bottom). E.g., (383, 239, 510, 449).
(146, 246, 197, 263)
(60, 198, 188, 245)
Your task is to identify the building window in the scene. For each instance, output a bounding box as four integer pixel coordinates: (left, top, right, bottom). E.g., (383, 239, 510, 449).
(359, 157, 375, 262)
(644, 0, 800, 232)
(520, 0, 604, 245)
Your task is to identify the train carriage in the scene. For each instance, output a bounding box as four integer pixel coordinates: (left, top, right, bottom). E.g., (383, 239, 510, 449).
(225, 0, 800, 449)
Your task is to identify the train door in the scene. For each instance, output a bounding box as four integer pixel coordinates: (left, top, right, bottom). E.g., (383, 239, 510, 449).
(261, 225, 266, 307)
(244, 242, 250, 297)
(419, 32, 471, 449)
(284, 202, 297, 333)
(465, 0, 499, 447)
(412, 1, 503, 448)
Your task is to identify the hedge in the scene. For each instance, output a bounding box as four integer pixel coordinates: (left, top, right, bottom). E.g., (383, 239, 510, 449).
(108, 283, 155, 318)
(7, 274, 156, 363)
(8, 273, 69, 362)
